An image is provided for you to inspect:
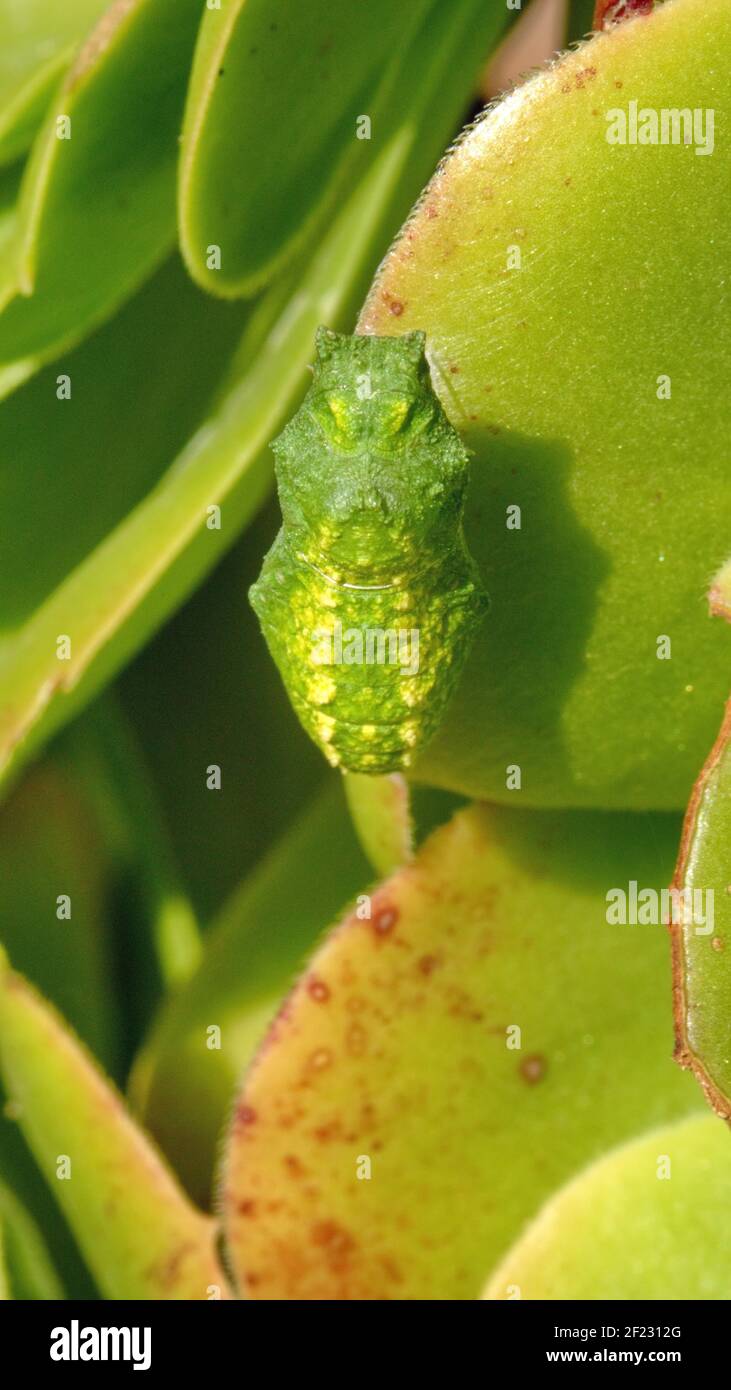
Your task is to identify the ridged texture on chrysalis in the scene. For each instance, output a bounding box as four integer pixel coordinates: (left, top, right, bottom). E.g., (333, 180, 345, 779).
(250, 329, 487, 774)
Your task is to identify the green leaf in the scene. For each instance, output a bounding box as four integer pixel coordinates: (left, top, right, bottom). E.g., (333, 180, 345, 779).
(671, 574, 731, 1119)
(220, 800, 699, 1300)
(0, 134, 414, 798)
(179, 0, 515, 297)
(131, 783, 371, 1206)
(484, 1113, 731, 1299)
(567, 0, 599, 42)
(359, 0, 730, 810)
(179, 0, 434, 295)
(0, 163, 22, 314)
(0, 750, 121, 1072)
(344, 774, 413, 876)
(0, 0, 204, 396)
(0, 0, 109, 167)
(0, 947, 232, 1299)
(62, 694, 202, 994)
(0, 1177, 64, 1299)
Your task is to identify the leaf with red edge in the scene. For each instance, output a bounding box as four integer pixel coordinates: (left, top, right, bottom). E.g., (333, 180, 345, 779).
(671, 564, 731, 1119)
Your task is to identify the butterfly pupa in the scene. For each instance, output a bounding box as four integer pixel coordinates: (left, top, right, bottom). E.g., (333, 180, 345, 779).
(249, 328, 487, 774)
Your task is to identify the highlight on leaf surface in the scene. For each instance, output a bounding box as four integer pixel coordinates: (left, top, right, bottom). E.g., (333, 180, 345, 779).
(250, 329, 488, 775)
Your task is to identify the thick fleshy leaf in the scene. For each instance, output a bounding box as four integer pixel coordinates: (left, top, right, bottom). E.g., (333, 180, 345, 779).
(0, 948, 231, 1299)
(671, 575, 731, 1119)
(0, 136, 418, 797)
(484, 1113, 731, 1299)
(359, 0, 730, 811)
(179, 0, 431, 295)
(343, 774, 413, 876)
(131, 783, 371, 1205)
(0, 1178, 63, 1299)
(221, 800, 699, 1300)
(0, 0, 108, 166)
(179, 0, 515, 296)
(0, 0, 204, 396)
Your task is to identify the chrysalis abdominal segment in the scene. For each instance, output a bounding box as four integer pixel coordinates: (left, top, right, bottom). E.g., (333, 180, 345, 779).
(249, 328, 487, 774)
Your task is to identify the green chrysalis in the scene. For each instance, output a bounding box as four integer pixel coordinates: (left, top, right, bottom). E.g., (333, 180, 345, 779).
(249, 328, 487, 774)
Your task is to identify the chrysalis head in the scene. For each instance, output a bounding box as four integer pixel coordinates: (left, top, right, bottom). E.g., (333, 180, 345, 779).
(272, 329, 470, 586)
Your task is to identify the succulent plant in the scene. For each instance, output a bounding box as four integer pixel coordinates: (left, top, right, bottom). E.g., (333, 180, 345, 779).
(0, 0, 728, 1302)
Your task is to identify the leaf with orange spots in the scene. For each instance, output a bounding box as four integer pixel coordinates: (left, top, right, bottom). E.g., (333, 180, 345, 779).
(221, 801, 701, 1300)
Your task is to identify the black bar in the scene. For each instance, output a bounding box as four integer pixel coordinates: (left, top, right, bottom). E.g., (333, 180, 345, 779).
(0, 1298, 715, 1375)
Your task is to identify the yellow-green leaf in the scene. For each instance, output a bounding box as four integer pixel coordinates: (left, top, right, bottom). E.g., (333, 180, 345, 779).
(484, 1113, 731, 1300)
(0, 0, 108, 166)
(0, 948, 231, 1299)
(0, 0, 204, 394)
(343, 773, 413, 877)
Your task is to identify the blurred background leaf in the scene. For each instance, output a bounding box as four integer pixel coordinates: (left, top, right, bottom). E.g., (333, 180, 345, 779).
(0, 0, 205, 395)
(0, 1177, 63, 1299)
(131, 782, 371, 1205)
(0, 949, 231, 1299)
(0, 0, 108, 167)
(484, 1113, 731, 1299)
